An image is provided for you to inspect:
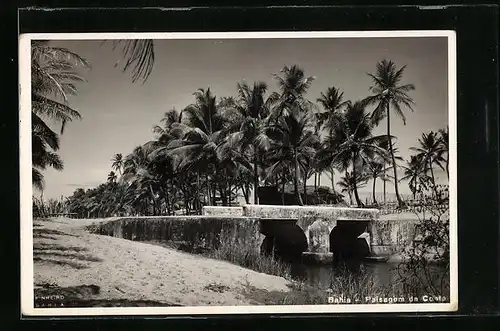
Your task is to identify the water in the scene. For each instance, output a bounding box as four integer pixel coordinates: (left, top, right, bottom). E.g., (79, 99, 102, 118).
(289, 261, 449, 296)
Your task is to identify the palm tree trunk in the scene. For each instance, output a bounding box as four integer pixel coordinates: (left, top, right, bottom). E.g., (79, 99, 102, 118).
(429, 158, 438, 197)
(281, 172, 286, 205)
(196, 169, 201, 214)
(303, 169, 308, 205)
(387, 104, 404, 208)
(330, 169, 335, 193)
(206, 173, 212, 206)
(372, 176, 378, 205)
(383, 165, 387, 205)
(351, 153, 363, 207)
(253, 153, 259, 205)
(294, 149, 304, 206)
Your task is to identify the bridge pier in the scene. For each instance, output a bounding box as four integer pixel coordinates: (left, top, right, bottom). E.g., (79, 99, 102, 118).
(201, 205, 417, 263)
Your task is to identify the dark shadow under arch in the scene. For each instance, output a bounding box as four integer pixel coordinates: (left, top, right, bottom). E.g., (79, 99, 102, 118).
(260, 222, 308, 263)
(329, 221, 370, 271)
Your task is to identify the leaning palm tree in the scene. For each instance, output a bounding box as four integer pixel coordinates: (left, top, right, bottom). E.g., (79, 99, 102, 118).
(31, 41, 90, 190)
(364, 59, 416, 208)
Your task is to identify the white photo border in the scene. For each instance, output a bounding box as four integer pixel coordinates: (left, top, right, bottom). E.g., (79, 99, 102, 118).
(19, 30, 458, 316)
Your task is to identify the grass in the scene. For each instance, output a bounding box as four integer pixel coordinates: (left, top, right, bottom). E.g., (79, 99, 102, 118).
(206, 236, 412, 305)
(206, 236, 292, 279)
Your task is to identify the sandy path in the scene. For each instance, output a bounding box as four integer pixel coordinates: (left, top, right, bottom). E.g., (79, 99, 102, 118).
(33, 217, 291, 306)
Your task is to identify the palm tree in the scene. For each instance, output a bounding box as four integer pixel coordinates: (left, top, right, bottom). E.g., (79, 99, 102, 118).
(410, 131, 446, 196)
(364, 59, 416, 208)
(266, 105, 319, 205)
(225, 81, 279, 204)
(31, 41, 90, 190)
(107, 171, 117, 184)
(337, 171, 368, 206)
(400, 155, 431, 200)
(365, 160, 385, 205)
(111, 153, 124, 176)
(317, 101, 389, 207)
(107, 40, 155, 84)
(271, 65, 316, 122)
(316, 86, 351, 135)
(438, 126, 449, 178)
(169, 88, 227, 207)
(315, 85, 351, 192)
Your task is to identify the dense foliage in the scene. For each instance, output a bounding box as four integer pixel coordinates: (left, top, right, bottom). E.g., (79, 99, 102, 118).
(30, 43, 448, 218)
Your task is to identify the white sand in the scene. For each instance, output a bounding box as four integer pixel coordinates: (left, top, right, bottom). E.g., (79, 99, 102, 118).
(33, 217, 291, 306)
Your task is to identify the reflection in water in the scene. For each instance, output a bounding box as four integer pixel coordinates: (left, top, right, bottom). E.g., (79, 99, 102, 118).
(290, 261, 448, 293)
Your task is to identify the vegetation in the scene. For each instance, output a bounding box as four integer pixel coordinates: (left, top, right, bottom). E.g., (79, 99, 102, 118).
(31, 43, 449, 217)
(31, 41, 90, 191)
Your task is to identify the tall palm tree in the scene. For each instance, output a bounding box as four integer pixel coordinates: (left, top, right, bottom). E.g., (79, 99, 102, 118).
(111, 153, 124, 176)
(266, 105, 319, 205)
(271, 65, 316, 121)
(316, 86, 351, 135)
(315, 85, 351, 192)
(410, 131, 446, 196)
(364, 59, 416, 208)
(317, 101, 389, 207)
(31, 41, 90, 190)
(169, 88, 227, 207)
(225, 81, 279, 204)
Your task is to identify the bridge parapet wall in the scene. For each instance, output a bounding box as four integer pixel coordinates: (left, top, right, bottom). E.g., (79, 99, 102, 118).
(86, 216, 264, 254)
(202, 206, 244, 217)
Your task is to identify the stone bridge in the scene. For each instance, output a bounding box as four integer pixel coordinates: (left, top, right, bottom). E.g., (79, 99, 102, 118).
(87, 205, 418, 266)
(203, 205, 418, 262)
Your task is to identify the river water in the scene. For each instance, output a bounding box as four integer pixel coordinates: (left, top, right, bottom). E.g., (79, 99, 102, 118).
(289, 261, 450, 297)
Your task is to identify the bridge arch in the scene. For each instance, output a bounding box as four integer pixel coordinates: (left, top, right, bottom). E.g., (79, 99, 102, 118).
(259, 218, 308, 263)
(329, 220, 371, 269)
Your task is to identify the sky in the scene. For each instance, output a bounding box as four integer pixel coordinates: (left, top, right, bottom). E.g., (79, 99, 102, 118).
(37, 36, 450, 200)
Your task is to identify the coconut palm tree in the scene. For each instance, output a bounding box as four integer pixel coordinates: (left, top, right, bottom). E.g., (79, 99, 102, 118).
(271, 65, 316, 122)
(364, 59, 416, 208)
(337, 171, 367, 206)
(107, 40, 155, 84)
(225, 81, 279, 204)
(438, 126, 449, 178)
(107, 171, 117, 184)
(410, 131, 446, 196)
(31, 41, 90, 190)
(365, 160, 385, 206)
(266, 105, 319, 205)
(168, 88, 227, 206)
(317, 101, 389, 207)
(111, 153, 124, 176)
(316, 86, 351, 135)
(400, 155, 431, 200)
